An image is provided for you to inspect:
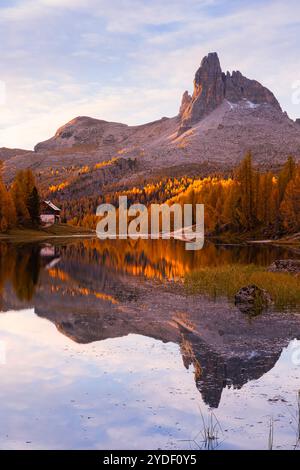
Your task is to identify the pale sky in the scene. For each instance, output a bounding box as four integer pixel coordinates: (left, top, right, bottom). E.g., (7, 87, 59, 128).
(0, 0, 299, 150)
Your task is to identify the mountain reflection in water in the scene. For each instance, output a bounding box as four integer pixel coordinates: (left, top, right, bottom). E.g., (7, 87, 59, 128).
(1, 239, 300, 411)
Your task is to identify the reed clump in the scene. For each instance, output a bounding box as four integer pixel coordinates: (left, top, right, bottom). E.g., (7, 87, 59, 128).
(185, 264, 300, 308)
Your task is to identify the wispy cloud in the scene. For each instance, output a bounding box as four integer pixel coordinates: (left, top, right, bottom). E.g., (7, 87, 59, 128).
(0, 0, 87, 22)
(0, 0, 214, 30)
(0, 0, 299, 149)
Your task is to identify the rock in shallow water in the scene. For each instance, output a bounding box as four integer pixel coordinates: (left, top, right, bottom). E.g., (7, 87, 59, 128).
(268, 259, 300, 274)
(235, 284, 273, 314)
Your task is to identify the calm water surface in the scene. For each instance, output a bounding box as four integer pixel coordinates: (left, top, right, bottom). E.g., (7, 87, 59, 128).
(0, 239, 300, 450)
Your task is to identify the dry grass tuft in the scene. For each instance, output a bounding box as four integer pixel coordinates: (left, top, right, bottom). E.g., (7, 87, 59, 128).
(185, 264, 300, 308)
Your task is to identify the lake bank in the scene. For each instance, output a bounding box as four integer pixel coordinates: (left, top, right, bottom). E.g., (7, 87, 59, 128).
(0, 224, 95, 242)
(184, 263, 300, 310)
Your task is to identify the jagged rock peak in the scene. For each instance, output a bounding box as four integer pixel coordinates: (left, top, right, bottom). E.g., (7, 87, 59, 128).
(179, 90, 192, 117)
(224, 70, 281, 110)
(180, 52, 224, 128)
(179, 52, 282, 130)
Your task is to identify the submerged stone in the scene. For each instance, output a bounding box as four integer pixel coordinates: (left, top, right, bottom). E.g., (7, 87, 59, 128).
(268, 259, 300, 274)
(235, 284, 273, 315)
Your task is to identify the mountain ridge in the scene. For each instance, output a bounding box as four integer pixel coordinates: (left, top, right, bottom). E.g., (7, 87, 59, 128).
(2, 52, 300, 193)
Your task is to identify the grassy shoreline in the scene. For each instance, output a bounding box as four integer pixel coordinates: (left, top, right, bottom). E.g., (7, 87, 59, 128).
(1, 223, 299, 247)
(185, 264, 300, 309)
(208, 231, 300, 247)
(0, 224, 95, 242)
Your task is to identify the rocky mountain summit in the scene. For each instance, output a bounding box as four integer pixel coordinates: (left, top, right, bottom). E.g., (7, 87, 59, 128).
(179, 52, 281, 132)
(2, 52, 300, 192)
